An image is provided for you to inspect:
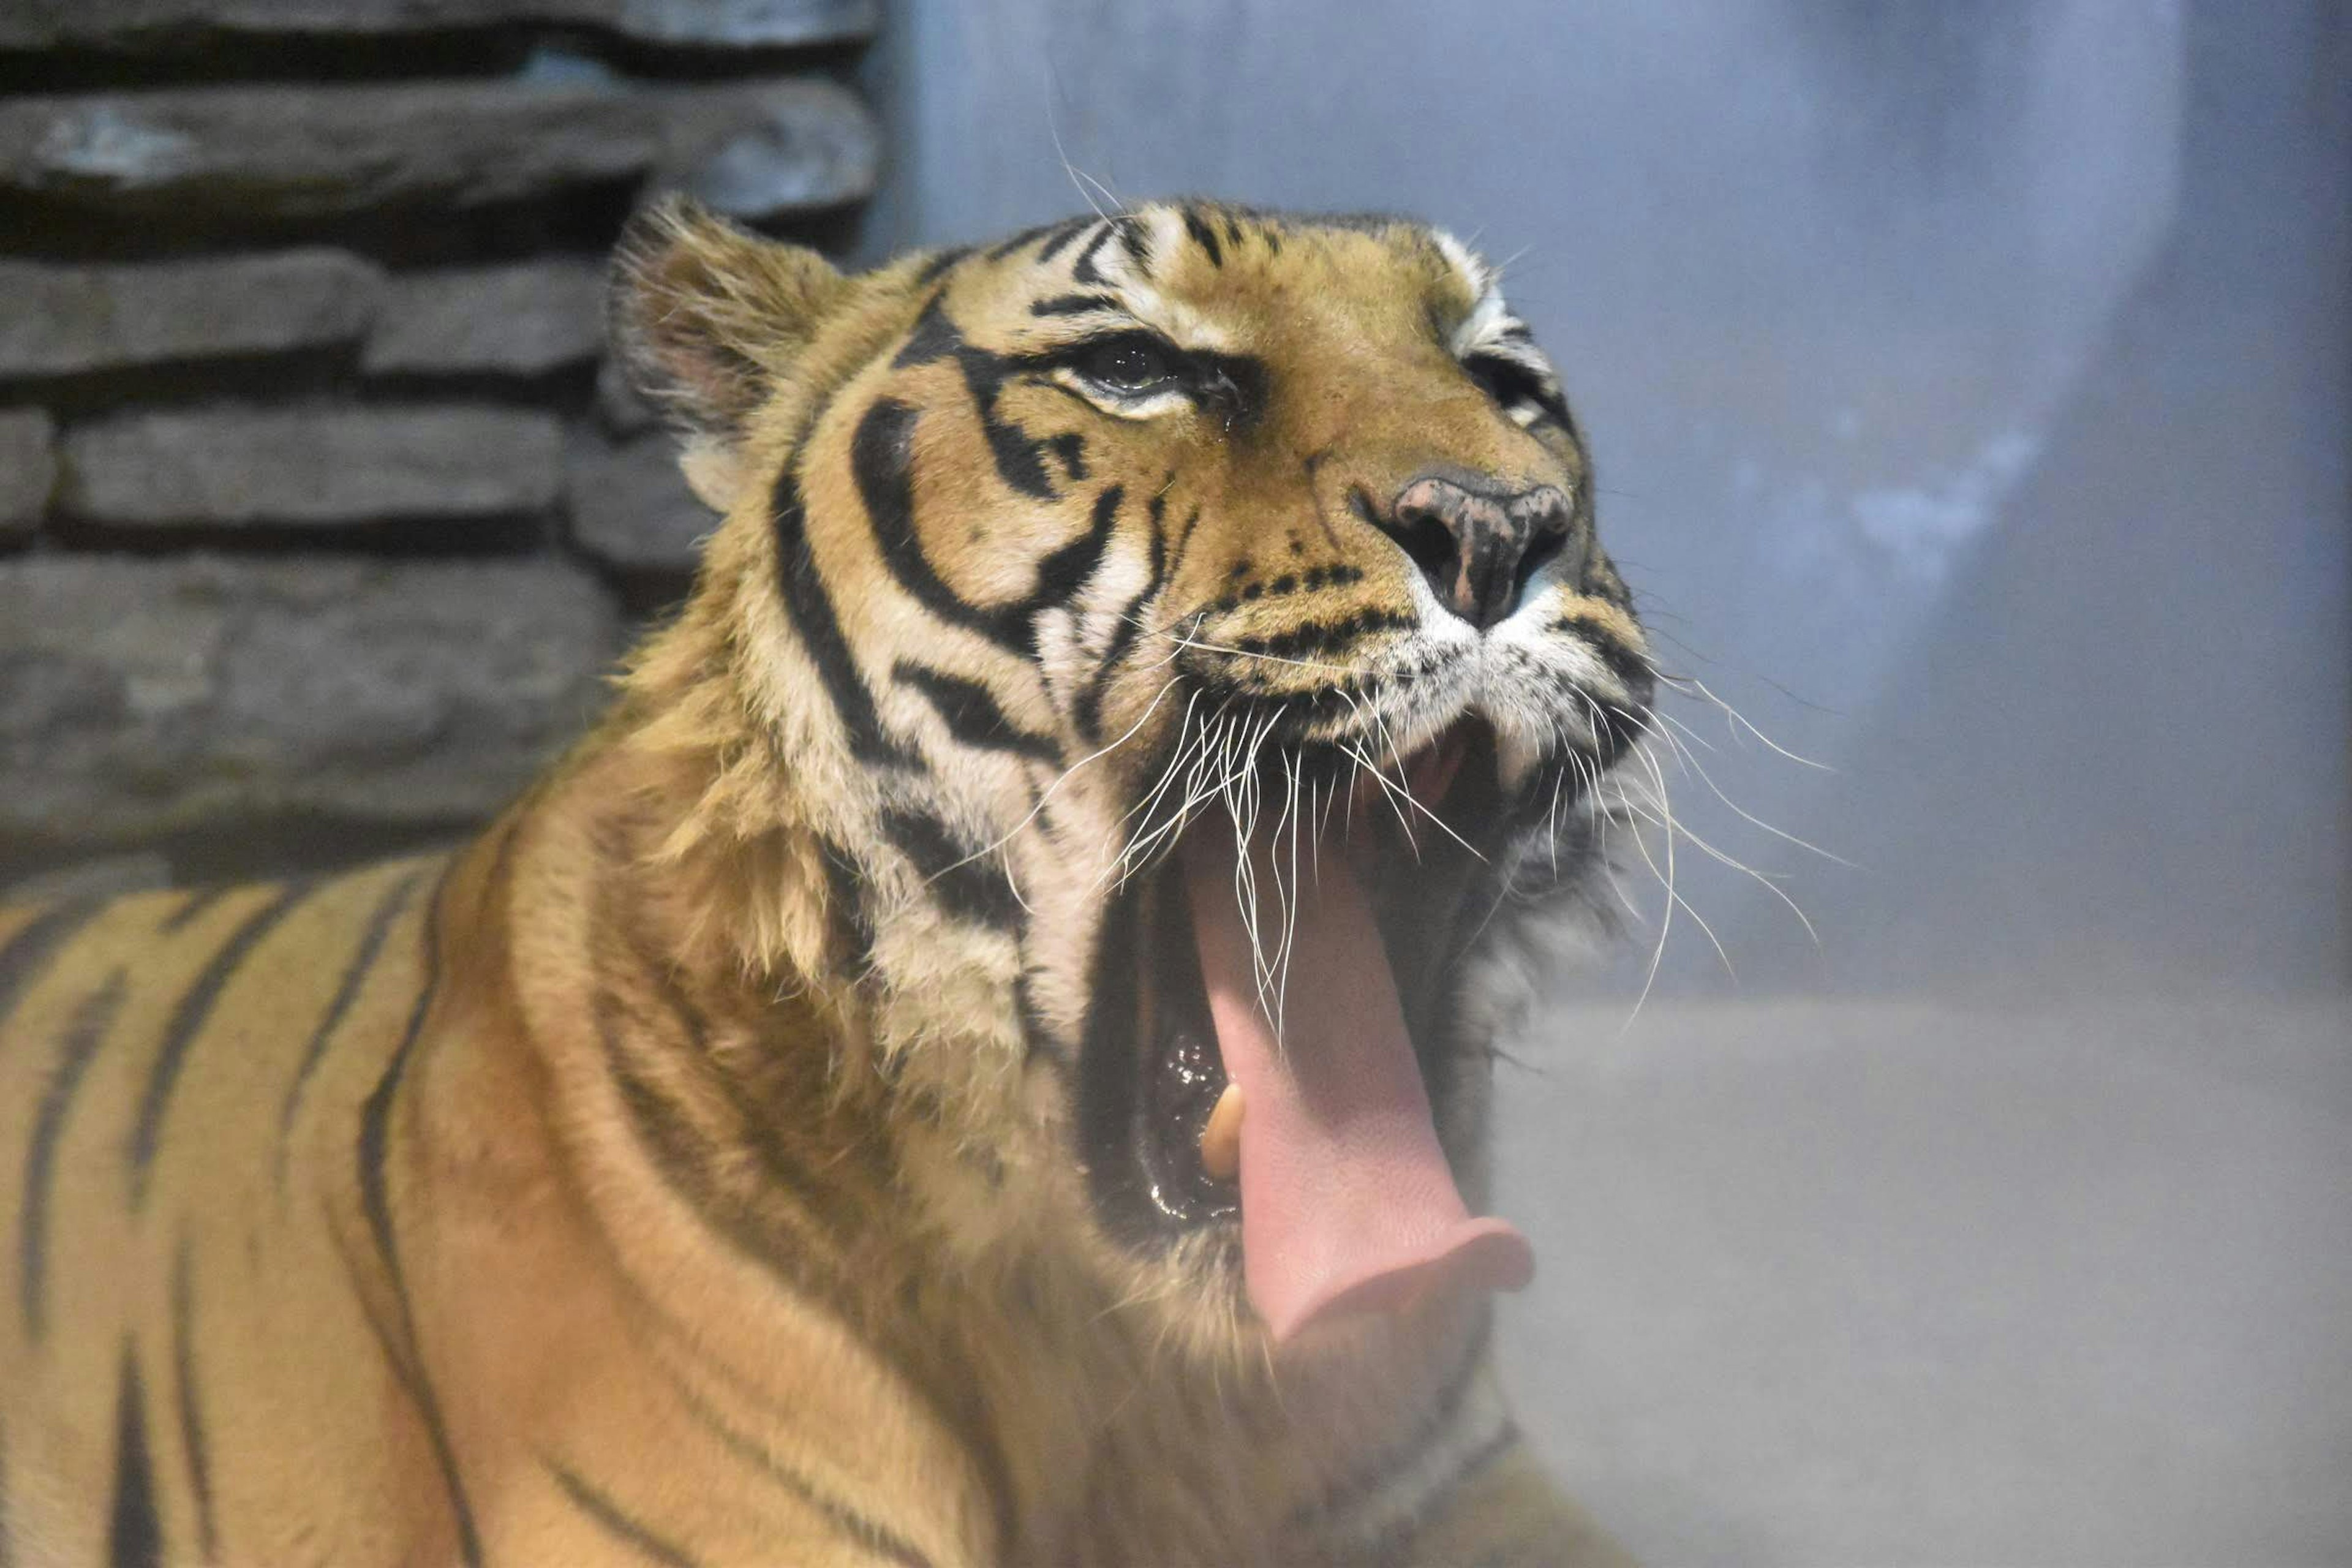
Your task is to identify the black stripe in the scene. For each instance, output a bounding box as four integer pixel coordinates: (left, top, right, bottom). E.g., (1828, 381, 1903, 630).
(878, 809, 1022, 934)
(1161, 502, 1206, 595)
(892, 662, 1060, 763)
(1549, 613, 1653, 696)
(1208, 561, 1366, 616)
(1033, 219, 1089, 265)
(353, 871, 483, 1568)
(604, 1006, 1015, 1565)
(665, 1371, 933, 1568)
(1181, 207, 1224, 267)
(960, 353, 1061, 502)
(19, 970, 126, 1341)
(170, 1237, 216, 1561)
(1030, 292, 1122, 317)
(818, 840, 876, 976)
(891, 290, 962, 370)
(1464, 350, 1571, 429)
(128, 881, 316, 1210)
(774, 461, 915, 768)
(107, 1347, 161, 1568)
(615, 1153, 1012, 1566)
(853, 393, 1118, 649)
(617, 924, 711, 1058)
(613, 905, 895, 1199)
(157, 884, 230, 935)
(1113, 214, 1152, 274)
(0, 895, 108, 1030)
(593, 993, 851, 1311)
(1030, 483, 1123, 614)
(853, 397, 1029, 654)
(548, 1463, 700, 1568)
(1220, 608, 1415, 664)
(981, 221, 1057, 262)
(1068, 222, 1118, 285)
(913, 244, 971, 284)
(1212, 677, 1385, 742)
(276, 869, 426, 1189)
(594, 986, 955, 1448)
(1073, 489, 1169, 741)
(1012, 968, 1069, 1074)
(1074, 889, 1157, 1245)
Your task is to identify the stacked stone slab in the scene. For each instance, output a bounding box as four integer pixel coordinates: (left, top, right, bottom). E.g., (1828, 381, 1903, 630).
(0, 0, 879, 883)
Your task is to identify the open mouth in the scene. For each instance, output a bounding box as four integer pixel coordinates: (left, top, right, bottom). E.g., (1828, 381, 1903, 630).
(1079, 717, 1541, 1341)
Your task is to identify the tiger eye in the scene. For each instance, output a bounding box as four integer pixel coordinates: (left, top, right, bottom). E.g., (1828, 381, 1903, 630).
(1077, 337, 1175, 393)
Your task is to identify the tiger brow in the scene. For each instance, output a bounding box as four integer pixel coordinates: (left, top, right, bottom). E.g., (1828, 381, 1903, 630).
(1029, 291, 1133, 319)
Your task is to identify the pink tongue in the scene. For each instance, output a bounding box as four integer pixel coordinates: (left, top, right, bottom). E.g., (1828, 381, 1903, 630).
(1182, 833, 1533, 1343)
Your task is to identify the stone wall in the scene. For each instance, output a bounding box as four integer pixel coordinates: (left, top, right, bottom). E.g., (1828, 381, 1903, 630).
(0, 1, 879, 893)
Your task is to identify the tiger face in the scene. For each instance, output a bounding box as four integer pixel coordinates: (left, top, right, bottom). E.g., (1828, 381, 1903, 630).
(616, 199, 1652, 1351)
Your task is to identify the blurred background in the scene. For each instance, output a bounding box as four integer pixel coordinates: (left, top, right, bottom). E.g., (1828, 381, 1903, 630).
(1, 1, 2346, 1562)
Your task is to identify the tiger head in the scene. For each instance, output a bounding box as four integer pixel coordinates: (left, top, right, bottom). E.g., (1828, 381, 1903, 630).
(612, 199, 1653, 1353)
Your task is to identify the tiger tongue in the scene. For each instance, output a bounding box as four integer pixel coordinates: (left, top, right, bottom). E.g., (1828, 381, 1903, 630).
(1181, 831, 1533, 1344)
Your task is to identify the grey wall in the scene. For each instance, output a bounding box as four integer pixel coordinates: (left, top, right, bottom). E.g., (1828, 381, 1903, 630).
(862, 0, 2350, 998)
(0, 4, 880, 894)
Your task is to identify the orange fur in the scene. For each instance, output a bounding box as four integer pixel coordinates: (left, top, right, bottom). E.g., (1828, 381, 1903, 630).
(0, 200, 1646, 1565)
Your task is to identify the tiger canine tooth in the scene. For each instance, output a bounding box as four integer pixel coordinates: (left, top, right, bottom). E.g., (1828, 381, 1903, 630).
(1199, 1082, 1243, 1183)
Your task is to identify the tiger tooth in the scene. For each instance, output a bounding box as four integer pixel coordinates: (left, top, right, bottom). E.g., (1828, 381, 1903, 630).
(1199, 1082, 1243, 1183)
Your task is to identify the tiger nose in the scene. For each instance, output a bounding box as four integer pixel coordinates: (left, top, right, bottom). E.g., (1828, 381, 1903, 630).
(1384, 476, 1578, 630)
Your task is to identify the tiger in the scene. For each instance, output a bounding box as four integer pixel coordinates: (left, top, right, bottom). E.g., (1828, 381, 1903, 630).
(0, 197, 1654, 1567)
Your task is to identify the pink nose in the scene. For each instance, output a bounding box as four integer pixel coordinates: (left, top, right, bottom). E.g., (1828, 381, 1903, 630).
(1384, 475, 1578, 629)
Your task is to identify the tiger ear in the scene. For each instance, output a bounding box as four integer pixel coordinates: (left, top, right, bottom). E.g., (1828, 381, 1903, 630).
(609, 195, 848, 507)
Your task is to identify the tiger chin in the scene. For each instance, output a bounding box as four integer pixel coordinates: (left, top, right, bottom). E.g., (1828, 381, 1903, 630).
(0, 199, 1651, 1566)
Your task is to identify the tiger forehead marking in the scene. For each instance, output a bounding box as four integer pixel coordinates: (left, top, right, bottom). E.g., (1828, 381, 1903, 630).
(0, 199, 1646, 1567)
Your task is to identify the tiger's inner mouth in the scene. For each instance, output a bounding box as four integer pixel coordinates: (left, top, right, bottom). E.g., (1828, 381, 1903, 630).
(1134, 861, 1238, 1223)
(1119, 718, 1535, 1340)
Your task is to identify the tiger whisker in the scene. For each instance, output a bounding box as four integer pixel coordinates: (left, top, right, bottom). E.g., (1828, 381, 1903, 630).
(1339, 742, 1487, 865)
(1613, 778, 1733, 984)
(1110, 702, 1251, 891)
(1044, 93, 1118, 225)
(1643, 706, 1853, 870)
(1128, 619, 1368, 680)
(1273, 749, 1306, 1035)
(1653, 707, 1719, 756)
(1110, 687, 1207, 840)
(1618, 758, 1678, 1036)
(1659, 673, 1834, 773)
(1610, 720, 1823, 950)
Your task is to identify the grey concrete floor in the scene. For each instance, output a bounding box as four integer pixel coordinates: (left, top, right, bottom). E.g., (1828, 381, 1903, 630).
(1493, 997, 2352, 1567)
